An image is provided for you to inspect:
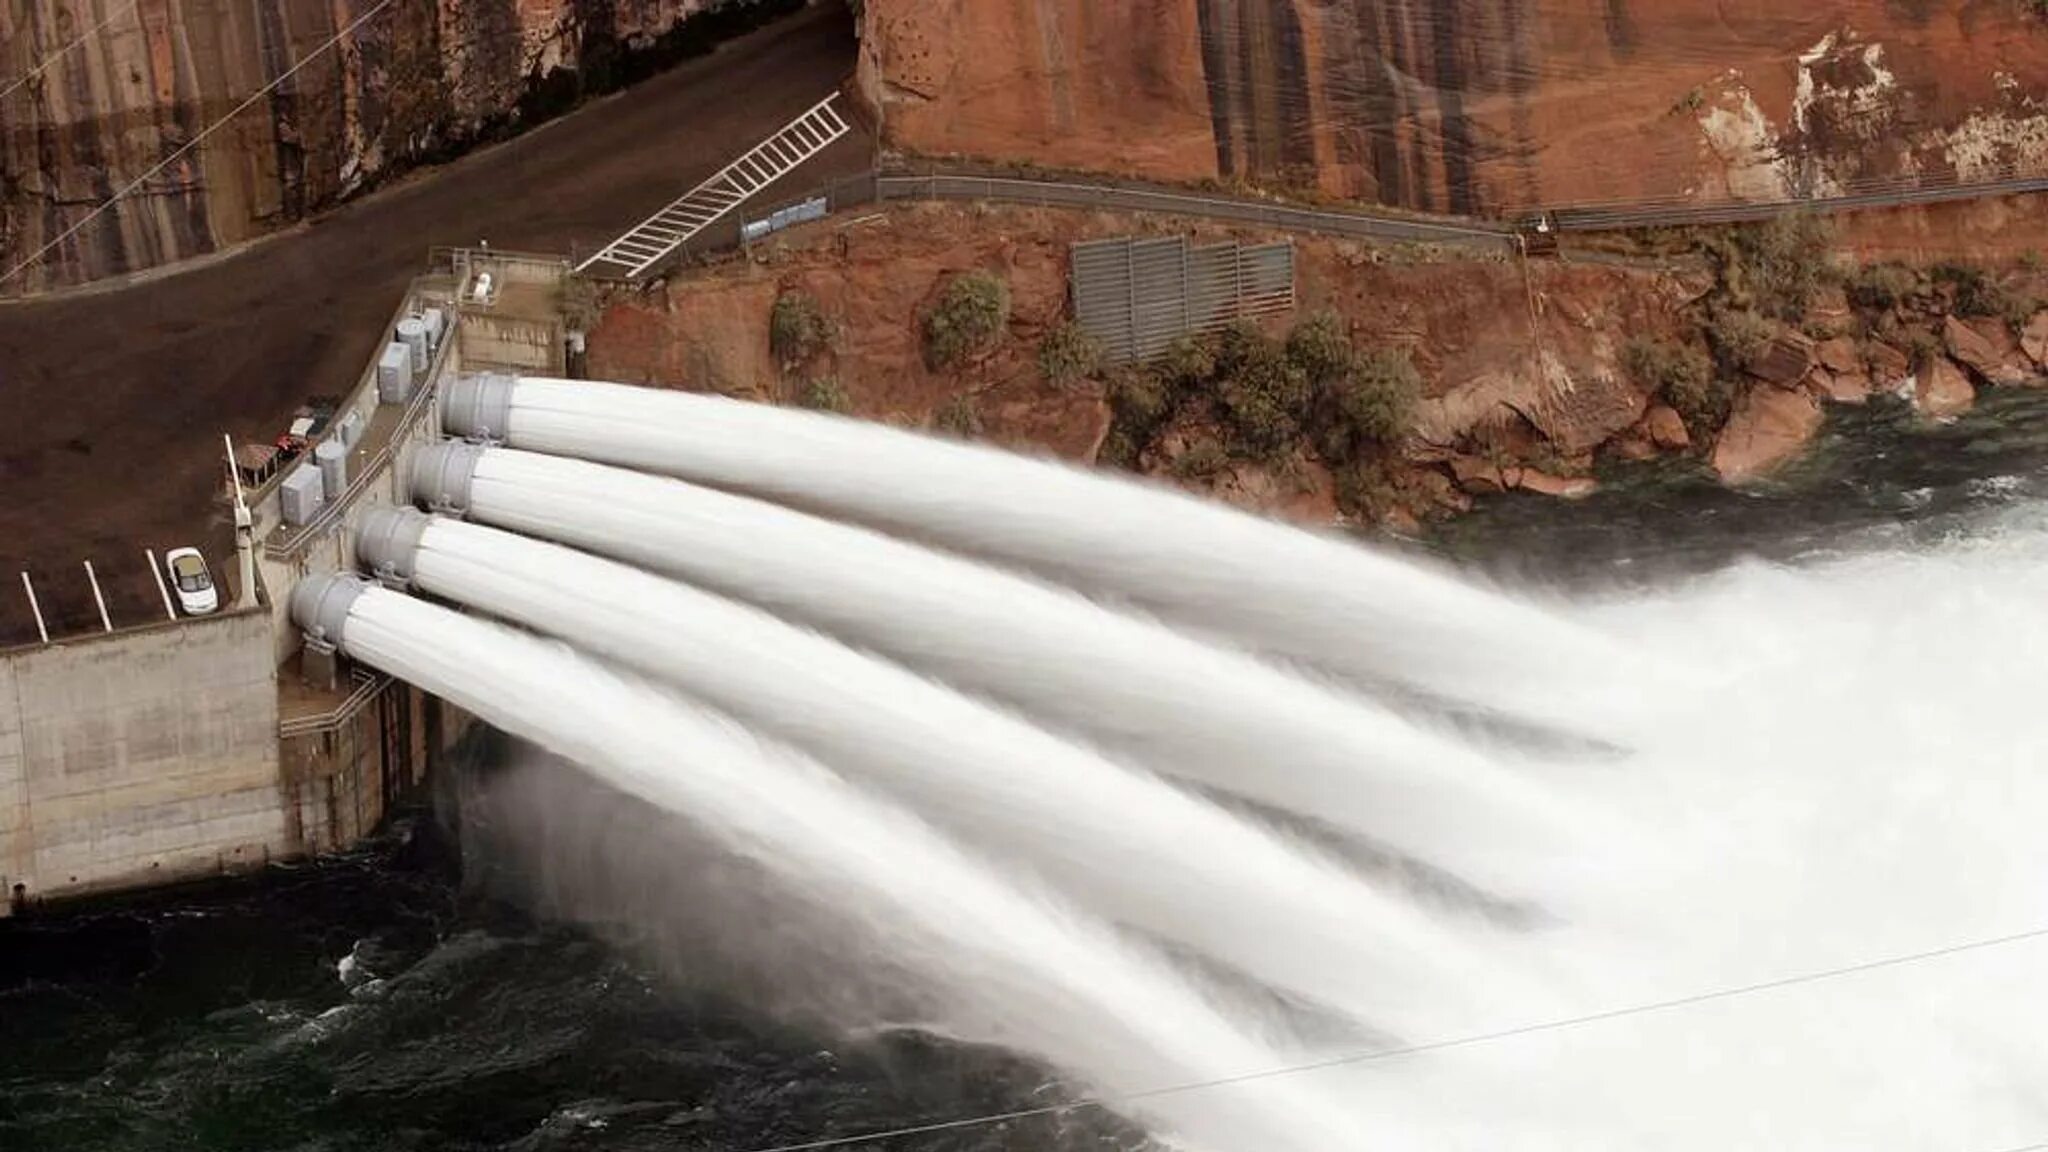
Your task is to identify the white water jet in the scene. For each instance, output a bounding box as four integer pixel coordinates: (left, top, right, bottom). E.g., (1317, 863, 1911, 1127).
(470, 376, 1643, 734)
(376, 511, 1528, 1032)
(427, 445, 1591, 897)
(324, 583, 1369, 1152)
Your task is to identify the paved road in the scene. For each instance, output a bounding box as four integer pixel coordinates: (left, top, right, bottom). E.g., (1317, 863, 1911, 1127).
(0, 2, 863, 646)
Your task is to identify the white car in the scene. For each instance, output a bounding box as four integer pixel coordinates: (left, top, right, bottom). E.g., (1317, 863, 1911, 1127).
(164, 547, 218, 616)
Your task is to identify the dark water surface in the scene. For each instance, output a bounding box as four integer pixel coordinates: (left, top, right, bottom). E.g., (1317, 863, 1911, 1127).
(10, 390, 2048, 1151)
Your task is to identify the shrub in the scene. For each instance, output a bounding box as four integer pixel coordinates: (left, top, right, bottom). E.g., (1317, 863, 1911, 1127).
(933, 394, 983, 437)
(1333, 459, 1399, 517)
(1157, 333, 1218, 389)
(797, 376, 850, 414)
(1628, 334, 1733, 433)
(770, 291, 831, 367)
(1284, 310, 1354, 387)
(1845, 262, 1920, 311)
(1037, 320, 1104, 385)
(1172, 437, 1231, 480)
(1704, 306, 1773, 375)
(1316, 348, 1420, 464)
(1622, 336, 1713, 400)
(924, 270, 1010, 369)
(1210, 327, 1312, 459)
(1901, 326, 1943, 369)
(1109, 369, 1176, 433)
(1931, 261, 2008, 318)
(1722, 212, 1835, 320)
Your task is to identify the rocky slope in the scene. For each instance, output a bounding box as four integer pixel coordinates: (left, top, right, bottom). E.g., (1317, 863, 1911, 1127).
(0, 0, 803, 293)
(859, 0, 2048, 216)
(586, 199, 2048, 530)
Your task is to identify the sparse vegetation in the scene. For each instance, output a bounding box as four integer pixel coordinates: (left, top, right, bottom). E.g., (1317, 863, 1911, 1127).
(1704, 213, 1836, 320)
(1093, 312, 1419, 514)
(1172, 437, 1231, 480)
(1902, 326, 1943, 369)
(1209, 322, 1312, 460)
(1704, 306, 1773, 376)
(796, 376, 850, 413)
(770, 291, 831, 367)
(1846, 262, 1921, 311)
(1930, 261, 2008, 319)
(924, 270, 1010, 369)
(1037, 320, 1104, 385)
(933, 394, 983, 437)
(1627, 334, 1734, 435)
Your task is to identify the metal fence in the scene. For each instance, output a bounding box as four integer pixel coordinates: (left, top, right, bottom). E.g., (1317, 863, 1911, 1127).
(1070, 235, 1295, 364)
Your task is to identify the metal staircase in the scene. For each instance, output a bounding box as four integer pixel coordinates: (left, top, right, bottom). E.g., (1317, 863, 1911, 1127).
(576, 92, 852, 279)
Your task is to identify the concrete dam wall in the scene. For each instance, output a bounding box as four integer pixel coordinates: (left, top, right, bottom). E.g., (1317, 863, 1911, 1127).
(859, 0, 2048, 216)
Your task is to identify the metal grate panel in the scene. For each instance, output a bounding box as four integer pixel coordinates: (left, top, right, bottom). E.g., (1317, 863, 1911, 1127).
(1070, 235, 1295, 364)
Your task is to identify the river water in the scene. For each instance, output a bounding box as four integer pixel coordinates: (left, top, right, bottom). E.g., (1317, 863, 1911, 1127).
(9, 391, 2048, 1151)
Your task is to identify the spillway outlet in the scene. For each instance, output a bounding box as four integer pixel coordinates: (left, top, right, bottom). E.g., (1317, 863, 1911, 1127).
(290, 572, 373, 653)
(410, 441, 485, 515)
(357, 506, 433, 588)
(441, 372, 517, 442)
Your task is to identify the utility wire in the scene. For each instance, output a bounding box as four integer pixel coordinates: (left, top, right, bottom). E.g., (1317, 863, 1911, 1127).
(0, 0, 399, 290)
(743, 922, 2048, 1152)
(0, 0, 142, 106)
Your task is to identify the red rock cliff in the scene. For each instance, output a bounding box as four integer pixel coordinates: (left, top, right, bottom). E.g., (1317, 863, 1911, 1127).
(860, 0, 2048, 216)
(0, 0, 773, 293)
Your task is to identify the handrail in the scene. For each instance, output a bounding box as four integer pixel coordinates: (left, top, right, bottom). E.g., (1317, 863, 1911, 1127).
(279, 669, 390, 738)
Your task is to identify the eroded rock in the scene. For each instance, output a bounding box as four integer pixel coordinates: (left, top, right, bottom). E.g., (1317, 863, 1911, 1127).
(1943, 314, 2028, 386)
(1712, 386, 1823, 482)
(1915, 356, 1977, 418)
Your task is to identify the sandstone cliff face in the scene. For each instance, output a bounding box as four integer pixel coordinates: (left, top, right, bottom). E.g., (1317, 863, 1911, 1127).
(861, 0, 2048, 216)
(0, 0, 758, 292)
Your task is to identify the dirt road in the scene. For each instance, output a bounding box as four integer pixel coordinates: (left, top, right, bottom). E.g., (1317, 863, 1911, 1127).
(0, 2, 863, 646)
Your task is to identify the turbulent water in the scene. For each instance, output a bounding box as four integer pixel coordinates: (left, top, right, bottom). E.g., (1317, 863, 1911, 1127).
(11, 387, 2048, 1150)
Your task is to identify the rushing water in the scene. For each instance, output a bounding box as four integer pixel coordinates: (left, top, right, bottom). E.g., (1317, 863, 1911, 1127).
(13, 389, 2048, 1150)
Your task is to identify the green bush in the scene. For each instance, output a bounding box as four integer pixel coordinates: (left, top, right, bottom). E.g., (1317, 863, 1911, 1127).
(1931, 261, 2008, 318)
(1172, 437, 1231, 480)
(1623, 334, 1730, 434)
(796, 376, 850, 413)
(1315, 348, 1420, 464)
(1705, 307, 1773, 375)
(1210, 327, 1312, 459)
(1284, 310, 1354, 387)
(1714, 213, 1836, 320)
(924, 271, 1010, 369)
(1333, 459, 1399, 517)
(933, 394, 983, 437)
(770, 291, 831, 366)
(1901, 326, 1943, 369)
(1037, 321, 1104, 385)
(1157, 333, 1218, 388)
(1622, 336, 1712, 399)
(1845, 262, 1920, 312)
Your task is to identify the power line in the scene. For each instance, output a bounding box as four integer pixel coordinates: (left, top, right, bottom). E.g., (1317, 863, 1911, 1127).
(743, 922, 2048, 1152)
(0, 0, 400, 290)
(0, 0, 142, 106)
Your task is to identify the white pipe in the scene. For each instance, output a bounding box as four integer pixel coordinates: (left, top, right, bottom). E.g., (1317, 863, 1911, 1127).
(83, 560, 111, 633)
(19, 572, 48, 644)
(145, 548, 177, 621)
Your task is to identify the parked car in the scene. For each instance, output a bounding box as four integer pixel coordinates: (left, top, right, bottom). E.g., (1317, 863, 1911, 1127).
(164, 547, 218, 616)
